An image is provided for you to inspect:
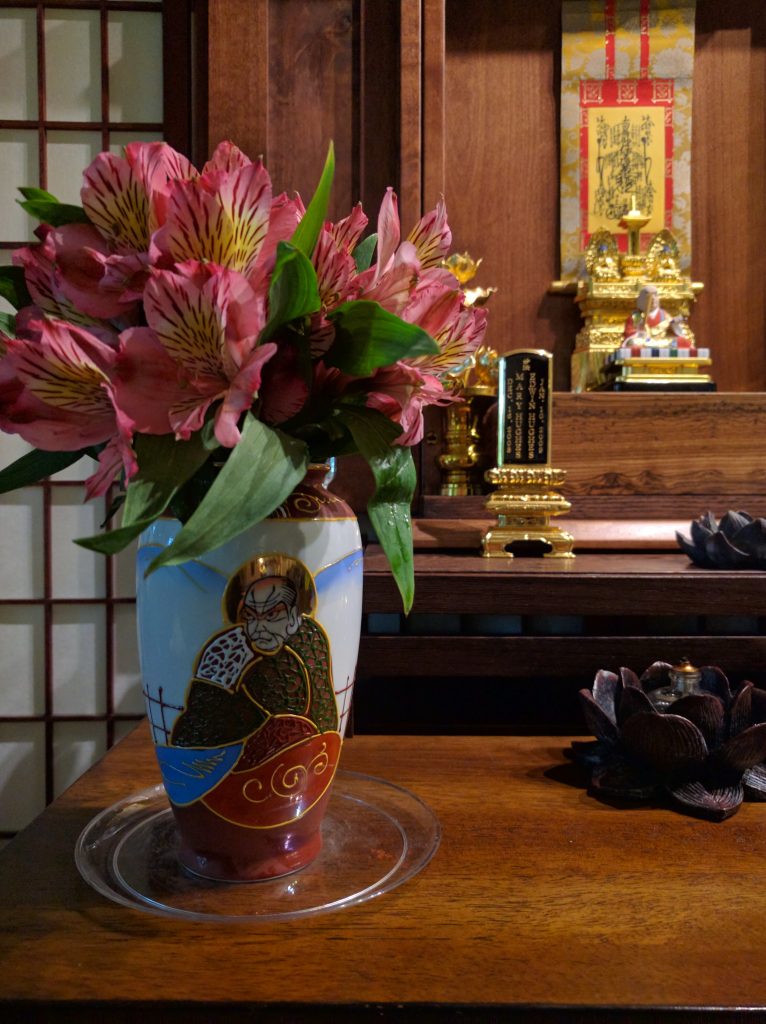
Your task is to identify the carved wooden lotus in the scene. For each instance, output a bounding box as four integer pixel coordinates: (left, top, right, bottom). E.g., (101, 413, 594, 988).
(676, 511, 766, 569)
(572, 663, 766, 821)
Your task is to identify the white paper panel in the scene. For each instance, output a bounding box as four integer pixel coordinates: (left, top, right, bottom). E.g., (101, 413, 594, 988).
(0, 487, 44, 599)
(113, 719, 142, 743)
(45, 11, 100, 122)
(0, 606, 45, 716)
(0, 10, 37, 120)
(0, 723, 46, 831)
(50, 487, 106, 599)
(110, 130, 163, 156)
(52, 604, 107, 715)
(113, 539, 138, 598)
(49, 453, 93, 483)
(0, 430, 32, 466)
(53, 721, 106, 797)
(46, 131, 102, 205)
(0, 131, 39, 241)
(113, 604, 144, 714)
(108, 12, 163, 123)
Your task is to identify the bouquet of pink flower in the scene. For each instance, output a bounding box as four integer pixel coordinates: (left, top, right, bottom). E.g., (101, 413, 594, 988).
(0, 141, 486, 610)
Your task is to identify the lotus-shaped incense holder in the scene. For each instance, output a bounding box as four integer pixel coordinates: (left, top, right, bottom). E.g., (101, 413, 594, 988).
(676, 511, 766, 569)
(571, 662, 766, 821)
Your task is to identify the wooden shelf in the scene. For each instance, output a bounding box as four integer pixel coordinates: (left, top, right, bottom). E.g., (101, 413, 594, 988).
(362, 547, 766, 616)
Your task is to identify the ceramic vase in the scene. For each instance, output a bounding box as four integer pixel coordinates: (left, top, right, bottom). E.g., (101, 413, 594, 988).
(135, 466, 363, 881)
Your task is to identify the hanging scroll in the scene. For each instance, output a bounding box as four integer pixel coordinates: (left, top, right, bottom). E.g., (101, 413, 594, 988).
(560, 0, 696, 283)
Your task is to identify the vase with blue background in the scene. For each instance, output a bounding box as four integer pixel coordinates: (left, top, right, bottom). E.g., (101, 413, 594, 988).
(136, 465, 363, 881)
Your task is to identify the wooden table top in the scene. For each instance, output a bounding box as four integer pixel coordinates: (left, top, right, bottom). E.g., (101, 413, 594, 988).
(3, 723, 766, 1022)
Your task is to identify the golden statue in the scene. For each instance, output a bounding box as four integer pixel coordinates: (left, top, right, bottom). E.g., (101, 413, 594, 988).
(570, 199, 712, 392)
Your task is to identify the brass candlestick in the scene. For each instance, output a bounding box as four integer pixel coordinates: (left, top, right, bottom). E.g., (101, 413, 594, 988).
(438, 253, 498, 496)
(482, 350, 574, 559)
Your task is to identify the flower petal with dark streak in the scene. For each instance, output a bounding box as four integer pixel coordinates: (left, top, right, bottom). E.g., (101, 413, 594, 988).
(699, 665, 732, 704)
(617, 685, 657, 725)
(671, 693, 725, 749)
(668, 780, 743, 822)
(729, 681, 753, 737)
(592, 669, 620, 723)
(578, 689, 619, 744)
(591, 760, 657, 801)
(718, 722, 766, 771)
(621, 712, 708, 776)
(742, 764, 766, 801)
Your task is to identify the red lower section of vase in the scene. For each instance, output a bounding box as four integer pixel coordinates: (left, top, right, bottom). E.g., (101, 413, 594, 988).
(171, 788, 333, 881)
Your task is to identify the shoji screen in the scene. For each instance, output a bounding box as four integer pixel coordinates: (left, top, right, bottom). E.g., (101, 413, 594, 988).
(0, 0, 170, 841)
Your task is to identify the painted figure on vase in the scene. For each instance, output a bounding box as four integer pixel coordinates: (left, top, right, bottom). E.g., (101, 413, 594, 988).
(623, 284, 692, 349)
(155, 554, 341, 828)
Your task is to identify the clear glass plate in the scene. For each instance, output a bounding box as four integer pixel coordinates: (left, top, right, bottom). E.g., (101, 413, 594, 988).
(75, 770, 440, 923)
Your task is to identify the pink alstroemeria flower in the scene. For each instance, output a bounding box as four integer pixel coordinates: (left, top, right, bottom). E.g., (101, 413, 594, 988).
(82, 141, 195, 255)
(152, 142, 301, 293)
(12, 226, 107, 329)
(115, 261, 277, 447)
(48, 223, 147, 321)
(13, 143, 196, 328)
(354, 190, 453, 317)
(313, 203, 369, 310)
(404, 278, 488, 378)
(0, 318, 136, 497)
(366, 362, 451, 447)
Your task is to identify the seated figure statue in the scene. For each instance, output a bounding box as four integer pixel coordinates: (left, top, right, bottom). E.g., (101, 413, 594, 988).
(624, 284, 692, 349)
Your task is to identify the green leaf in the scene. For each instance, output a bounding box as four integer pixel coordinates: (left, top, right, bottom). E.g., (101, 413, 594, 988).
(353, 232, 377, 273)
(147, 414, 309, 573)
(75, 430, 217, 555)
(339, 406, 415, 613)
(0, 266, 32, 311)
(0, 447, 88, 494)
(17, 198, 90, 226)
(290, 141, 335, 258)
(260, 242, 321, 343)
(325, 300, 439, 376)
(18, 187, 59, 203)
(0, 311, 16, 336)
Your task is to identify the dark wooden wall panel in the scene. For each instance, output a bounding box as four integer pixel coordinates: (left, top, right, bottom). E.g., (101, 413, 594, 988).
(418, 0, 766, 393)
(693, 0, 766, 392)
(267, 0, 355, 216)
(205, 0, 401, 221)
(439, 0, 577, 390)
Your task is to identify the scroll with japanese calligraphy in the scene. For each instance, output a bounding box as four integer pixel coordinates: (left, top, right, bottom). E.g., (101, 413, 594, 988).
(559, 0, 696, 284)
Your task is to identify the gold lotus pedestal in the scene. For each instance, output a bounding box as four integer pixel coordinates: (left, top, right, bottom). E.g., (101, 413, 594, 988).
(482, 466, 574, 559)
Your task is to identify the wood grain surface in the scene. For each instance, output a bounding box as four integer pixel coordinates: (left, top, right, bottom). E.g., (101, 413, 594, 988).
(203, 1, 766, 392)
(361, 547, 766, 615)
(3, 725, 766, 1021)
(419, 391, 766, 518)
